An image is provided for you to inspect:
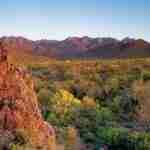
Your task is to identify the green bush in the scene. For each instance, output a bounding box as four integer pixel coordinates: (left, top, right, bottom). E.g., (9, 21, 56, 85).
(98, 128, 150, 150)
(73, 106, 115, 146)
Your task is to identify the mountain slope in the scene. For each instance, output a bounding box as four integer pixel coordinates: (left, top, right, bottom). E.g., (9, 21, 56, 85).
(1, 36, 150, 59)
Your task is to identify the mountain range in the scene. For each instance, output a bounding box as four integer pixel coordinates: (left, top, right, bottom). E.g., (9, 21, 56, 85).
(1, 36, 150, 59)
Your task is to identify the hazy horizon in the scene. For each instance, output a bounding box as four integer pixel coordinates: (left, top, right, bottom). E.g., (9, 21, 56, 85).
(0, 0, 149, 40)
(1, 35, 150, 43)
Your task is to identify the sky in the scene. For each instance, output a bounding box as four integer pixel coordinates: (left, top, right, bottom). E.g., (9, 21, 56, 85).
(0, 0, 149, 41)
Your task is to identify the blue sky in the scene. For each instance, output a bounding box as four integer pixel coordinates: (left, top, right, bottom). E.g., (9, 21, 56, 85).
(0, 0, 149, 40)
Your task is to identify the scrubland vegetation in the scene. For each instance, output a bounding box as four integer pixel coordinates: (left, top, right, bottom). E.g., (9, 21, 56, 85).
(25, 58, 150, 149)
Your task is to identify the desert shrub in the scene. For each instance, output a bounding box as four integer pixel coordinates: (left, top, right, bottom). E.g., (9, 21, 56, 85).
(104, 77, 120, 94)
(129, 132, 150, 150)
(47, 89, 81, 127)
(98, 128, 150, 150)
(11, 144, 34, 150)
(73, 106, 115, 146)
(51, 89, 81, 115)
(10, 129, 32, 150)
(64, 126, 81, 150)
(82, 96, 96, 109)
(70, 80, 88, 99)
(110, 89, 137, 120)
(37, 88, 53, 117)
(31, 66, 49, 77)
(34, 78, 45, 92)
(142, 70, 150, 81)
(97, 127, 131, 149)
(132, 80, 150, 121)
(37, 88, 52, 105)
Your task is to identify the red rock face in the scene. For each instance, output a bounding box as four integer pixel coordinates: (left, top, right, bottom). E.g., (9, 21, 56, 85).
(0, 44, 56, 149)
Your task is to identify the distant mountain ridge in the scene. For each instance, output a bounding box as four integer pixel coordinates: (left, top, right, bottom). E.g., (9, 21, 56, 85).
(1, 36, 150, 59)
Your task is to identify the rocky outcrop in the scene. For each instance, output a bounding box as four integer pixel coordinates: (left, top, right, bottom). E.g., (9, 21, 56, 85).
(0, 43, 56, 149)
